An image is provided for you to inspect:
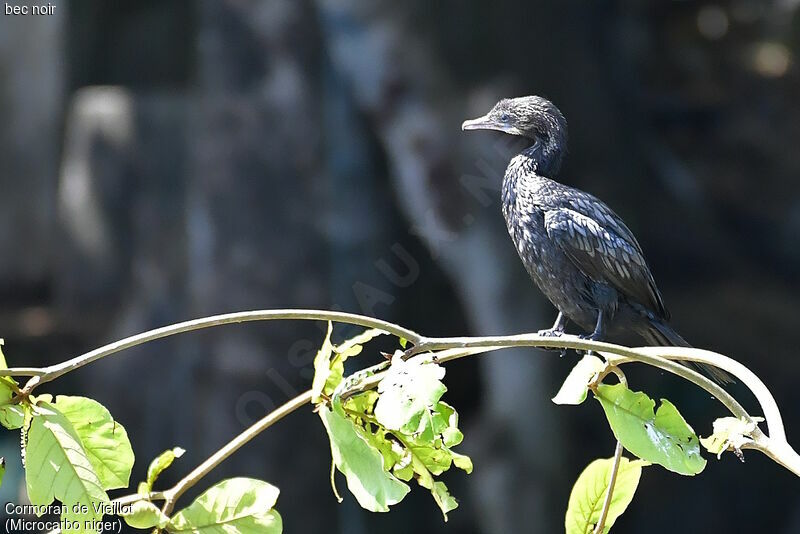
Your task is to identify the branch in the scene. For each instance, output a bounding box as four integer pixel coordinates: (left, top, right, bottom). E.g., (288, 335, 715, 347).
(407, 335, 800, 476)
(6, 309, 422, 393)
(408, 335, 776, 436)
(160, 390, 313, 517)
(9, 307, 798, 524)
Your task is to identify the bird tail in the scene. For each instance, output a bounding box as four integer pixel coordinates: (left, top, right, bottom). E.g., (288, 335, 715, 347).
(642, 319, 734, 385)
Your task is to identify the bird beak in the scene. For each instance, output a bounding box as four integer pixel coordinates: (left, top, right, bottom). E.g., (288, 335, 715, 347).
(461, 114, 495, 131)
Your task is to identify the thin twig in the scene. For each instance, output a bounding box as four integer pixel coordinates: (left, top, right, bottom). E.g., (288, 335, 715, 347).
(594, 441, 624, 534)
(160, 390, 313, 517)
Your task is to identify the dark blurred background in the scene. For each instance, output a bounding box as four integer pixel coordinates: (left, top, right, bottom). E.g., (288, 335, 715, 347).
(1, 0, 799, 532)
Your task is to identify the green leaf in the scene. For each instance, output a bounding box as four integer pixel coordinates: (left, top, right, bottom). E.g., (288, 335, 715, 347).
(565, 456, 646, 534)
(407, 451, 459, 519)
(25, 401, 109, 530)
(451, 451, 473, 474)
(700, 416, 763, 459)
(431, 481, 458, 521)
(399, 337, 408, 349)
(595, 383, 706, 475)
(145, 447, 185, 492)
(122, 500, 169, 530)
(334, 328, 386, 358)
(374, 355, 447, 433)
(343, 390, 379, 416)
(168, 478, 281, 533)
(53, 396, 134, 491)
(312, 326, 386, 404)
(311, 322, 336, 404)
(0, 341, 24, 430)
(553, 354, 605, 405)
(0, 399, 25, 430)
(318, 404, 410, 512)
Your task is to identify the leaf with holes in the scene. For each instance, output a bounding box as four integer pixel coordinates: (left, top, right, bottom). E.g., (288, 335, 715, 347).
(594, 383, 705, 475)
(374, 355, 446, 434)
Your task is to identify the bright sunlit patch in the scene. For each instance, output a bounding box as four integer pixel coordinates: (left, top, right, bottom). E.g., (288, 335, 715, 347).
(750, 41, 792, 78)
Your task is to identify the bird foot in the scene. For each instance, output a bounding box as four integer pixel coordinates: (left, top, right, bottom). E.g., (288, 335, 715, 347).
(537, 328, 564, 337)
(537, 328, 567, 356)
(579, 332, 603, 342)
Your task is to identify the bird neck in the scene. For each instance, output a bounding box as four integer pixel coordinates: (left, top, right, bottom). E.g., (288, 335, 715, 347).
(520, 136, 564, 177)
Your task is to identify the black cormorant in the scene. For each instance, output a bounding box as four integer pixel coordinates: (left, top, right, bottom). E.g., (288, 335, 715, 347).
(462, 95, 727, 382)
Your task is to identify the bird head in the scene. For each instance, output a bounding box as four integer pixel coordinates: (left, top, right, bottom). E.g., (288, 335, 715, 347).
(462, 95, 568, 174)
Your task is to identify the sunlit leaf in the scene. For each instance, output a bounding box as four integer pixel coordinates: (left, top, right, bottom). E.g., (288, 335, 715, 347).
(144, 447, 186, 492)
(122, 500, 169, 530)
(25, 402, 109, 530)
(0, 398, 25, 430)
(334, 328, 386, 358)
(167, 478, 281, 533)
(318, 404, 410, 512)
(0, 341, 23, 430)
(431, 481, 458, 521)
(374, 355, 446, 433)
(553, 354, 605, 405)
(565, 456, 647, 534)
(54, 396, 134, 491)
(311, 322, 336, 404)
(595, 383, 705, 475)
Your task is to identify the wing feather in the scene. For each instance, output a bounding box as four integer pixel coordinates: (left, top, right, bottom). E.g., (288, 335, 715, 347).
(544, 207, 667, 318)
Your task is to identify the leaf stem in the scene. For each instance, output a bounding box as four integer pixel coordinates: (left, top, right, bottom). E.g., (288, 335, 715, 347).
(594, 441, 624, 534)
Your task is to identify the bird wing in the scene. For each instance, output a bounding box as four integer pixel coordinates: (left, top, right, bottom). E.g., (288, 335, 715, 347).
(543, 207, 668, 318)
(564, 192, 645, 255)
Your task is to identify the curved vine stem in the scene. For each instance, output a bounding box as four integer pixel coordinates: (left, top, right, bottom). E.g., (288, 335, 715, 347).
(10, 309, 422, 394)
(407, 335, 783, 441)
(5, 307, 798, 525)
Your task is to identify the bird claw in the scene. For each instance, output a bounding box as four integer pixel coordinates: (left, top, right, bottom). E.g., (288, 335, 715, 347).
(537, 328, 564, 337)
(579, 332, 602, 342)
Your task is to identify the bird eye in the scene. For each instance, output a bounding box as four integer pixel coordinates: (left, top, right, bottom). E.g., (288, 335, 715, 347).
(500, 113, 510, 122)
